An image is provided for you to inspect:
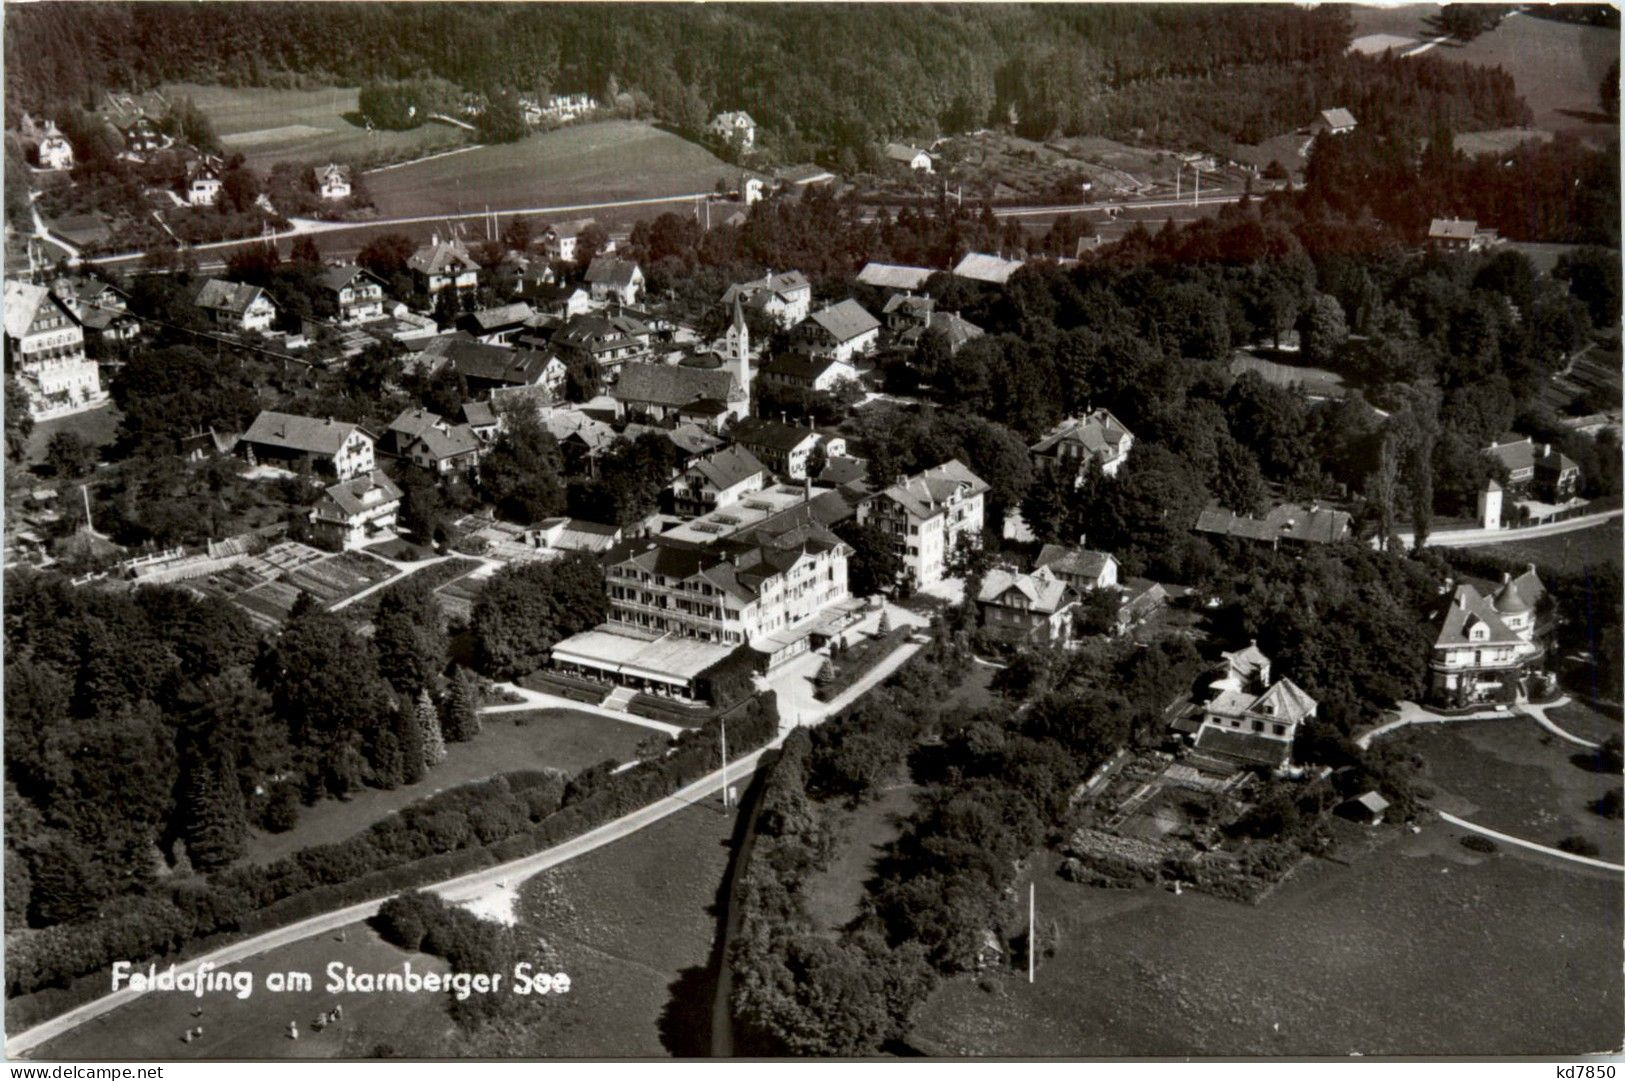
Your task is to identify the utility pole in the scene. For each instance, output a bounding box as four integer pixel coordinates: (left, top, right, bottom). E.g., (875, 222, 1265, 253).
(1194, 164, 1201, 208)
(81, 484, 94, 535)
(1028, 882, 1035, 984)
(719, 713, 729, 808)
(1175, 167, 1180, 202)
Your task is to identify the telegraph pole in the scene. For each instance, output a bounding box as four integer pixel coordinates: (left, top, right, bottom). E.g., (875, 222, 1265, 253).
(719, 713, 729, 808)
(1028, 882, 1035, 984)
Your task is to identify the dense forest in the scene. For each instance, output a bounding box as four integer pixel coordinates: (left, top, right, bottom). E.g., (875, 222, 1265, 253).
(3, 3, 1528, 159)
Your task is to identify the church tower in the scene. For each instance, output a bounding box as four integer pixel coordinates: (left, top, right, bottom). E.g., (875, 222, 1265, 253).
(729, 297, 751, 418)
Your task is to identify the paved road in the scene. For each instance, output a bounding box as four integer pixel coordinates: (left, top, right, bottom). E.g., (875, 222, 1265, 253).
(1397, 508, 1622, 549)
(81, 185, 1250, 274)
(6, 632, 926, 1058)
(1438, 811, 1624, 873)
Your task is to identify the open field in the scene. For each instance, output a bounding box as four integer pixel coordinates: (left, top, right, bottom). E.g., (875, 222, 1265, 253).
(1348, 7, 1618, 141)
(26, 922, 455, 1059)
(506, 800, 739, 1056)
(363, 120, 734, 220)
(1464, 518, 1623, 575)
(1397, 717, 1623, 863)
(157, 82, 464, 169)
(910, 817, 1622, 1056)
(243, 708, 655, 865)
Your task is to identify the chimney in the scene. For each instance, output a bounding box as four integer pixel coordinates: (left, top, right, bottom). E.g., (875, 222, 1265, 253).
(1526, 563, 1536, 576)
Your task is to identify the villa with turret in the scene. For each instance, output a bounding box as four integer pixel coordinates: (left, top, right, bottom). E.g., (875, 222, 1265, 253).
(1427, 567, 1549, 706)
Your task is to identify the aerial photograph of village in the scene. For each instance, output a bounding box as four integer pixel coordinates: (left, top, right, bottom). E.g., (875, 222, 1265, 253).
(0, 0, 1619, 1065)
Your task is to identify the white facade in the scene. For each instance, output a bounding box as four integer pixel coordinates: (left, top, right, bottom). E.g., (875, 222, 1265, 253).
(37, 125, 74, 171)
(858, 460, 988, 589)
(317, 165, 351, 201)
(3, 282, 104, 420)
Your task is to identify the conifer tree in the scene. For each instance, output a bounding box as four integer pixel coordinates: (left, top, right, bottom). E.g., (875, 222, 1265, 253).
(417, 689, 446, 770)
(181, 751, 247, 872)
(395, 701, 425, 786)
(440, 666, 481, 742)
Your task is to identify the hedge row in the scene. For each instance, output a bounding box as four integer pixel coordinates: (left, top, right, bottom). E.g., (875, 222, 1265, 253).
(813, 626, 915, 702)
(7, 694, 778, 1000)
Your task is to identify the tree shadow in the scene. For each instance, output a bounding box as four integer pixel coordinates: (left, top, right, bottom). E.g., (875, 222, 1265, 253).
(656, 753, 775, 1057)
(1569, 749, 1614, 773)
(656, 964, 714, 1058)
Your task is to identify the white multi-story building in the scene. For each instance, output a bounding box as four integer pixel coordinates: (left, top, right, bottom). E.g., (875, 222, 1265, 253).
(858, 459, 988, 589)
(1030, 408, 1134, 481)
(193, 279, 279, 333)
(550, 519, 854, 699)
(709, 111, 757, 150)
(3, 280, 104, 419)
(720, 270, 812, 328)
(317, 163, 351, 201)
(1428, 569, 1548, 705)
(36, 121, 74, 171)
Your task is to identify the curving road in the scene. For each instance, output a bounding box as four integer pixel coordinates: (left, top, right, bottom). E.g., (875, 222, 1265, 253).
(7, 635, 927, 1059)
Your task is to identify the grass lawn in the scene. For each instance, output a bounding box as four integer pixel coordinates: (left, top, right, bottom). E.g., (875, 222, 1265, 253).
(500, 800, 740, 1056)
(24, 922, 455, 1060)
(801, 779, 922, 936)
(159, 82, 465, 170)
(1464, 518, 1623, 575)
(23, 404, 122, 466)
(909, 819, 1622, 1056)
(363, 119, 733, 219)
(1548, 699, 1624, 745)
(243, 709, 656, 865)
(1229, 348, 1348, 399)
(1396, 718, 1624, 863)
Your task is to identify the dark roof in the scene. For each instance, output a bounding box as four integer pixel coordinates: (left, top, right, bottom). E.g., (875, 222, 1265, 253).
(1194, 503, 1351, 546)
(194, 279, 275, 317)
(462, 400, 499, 428)
(408, 238, 479, 276)
(1194, 726, 1291, 768)
(446, 341, 559, 386)
(584, 257, 642, 288)
(243, 411, 369, 457)
(817, 457, 869, 486)
(464, 302, 535, 332)
(689, 446, 767, 490)
(317, 265, 384, 293)
(613, 362, 741, 409)
(731, 417, 819, 453)
(1035, 544, 1116, 581)
(760, 353, 847, 382)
